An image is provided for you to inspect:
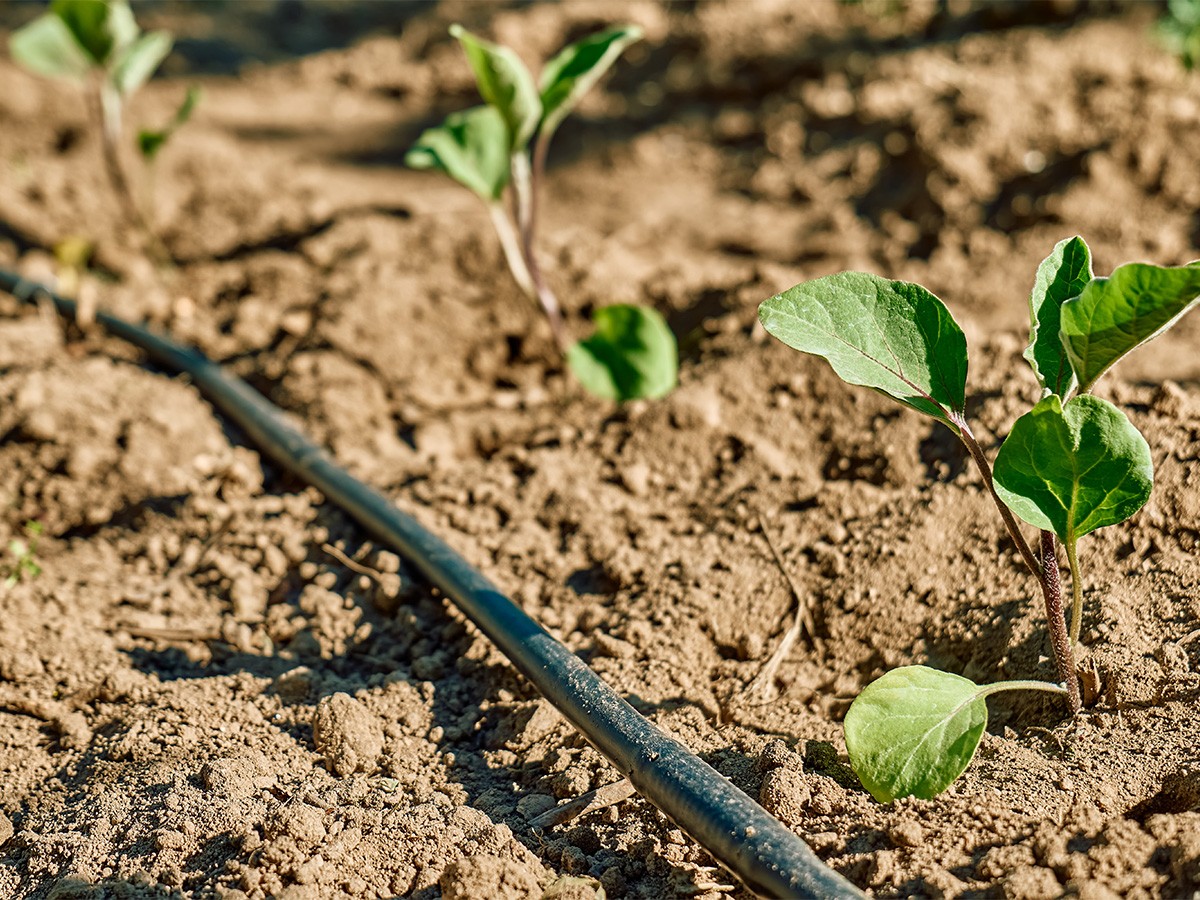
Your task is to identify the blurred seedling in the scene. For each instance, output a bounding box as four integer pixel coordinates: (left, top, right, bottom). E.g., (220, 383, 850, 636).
(407, 24, 677, 402)
(4, 522, 44, 589)
(758, 237, 1200, 801)
(11, 0, 199, 263)
(1159, 0, 1200, 70)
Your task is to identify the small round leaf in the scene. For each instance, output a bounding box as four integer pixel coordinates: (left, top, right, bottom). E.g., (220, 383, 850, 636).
(993, 394, 1153, 542)
(844, 666, 988, 803)
(566, 305, 677, 402)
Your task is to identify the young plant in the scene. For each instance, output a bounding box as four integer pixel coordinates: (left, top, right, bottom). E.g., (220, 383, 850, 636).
(3, 522, 44, 590)
(10, 0, 197, 261)
(1158, 0, 1200, 70)
(758, 237, 1200, 801)
(406, 24, 677, 402)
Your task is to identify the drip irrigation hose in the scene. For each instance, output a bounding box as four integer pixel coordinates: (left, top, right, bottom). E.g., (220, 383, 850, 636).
(0, 270, 864, 899)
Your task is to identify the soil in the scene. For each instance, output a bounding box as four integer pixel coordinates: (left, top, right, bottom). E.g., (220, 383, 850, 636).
(1, 1, 1199, 898)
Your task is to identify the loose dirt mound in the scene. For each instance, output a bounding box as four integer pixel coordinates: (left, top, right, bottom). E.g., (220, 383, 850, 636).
(1, 2, 1198, 898)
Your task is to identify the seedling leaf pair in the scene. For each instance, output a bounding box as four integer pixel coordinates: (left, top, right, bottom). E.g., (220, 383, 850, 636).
(408, 24, 644, 203)
(12, 0, 171, 98)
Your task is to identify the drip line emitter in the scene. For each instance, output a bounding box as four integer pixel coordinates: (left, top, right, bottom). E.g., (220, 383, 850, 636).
(0, 269, 863, 899)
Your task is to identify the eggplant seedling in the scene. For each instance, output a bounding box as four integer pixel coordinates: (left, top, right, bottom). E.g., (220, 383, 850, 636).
(758, 237, 1200, 801)
(3, 522, 44, 590)
(1159, 0, 1200, 69)
(10, 0, 198, 261)
(406, 24, 677, 402)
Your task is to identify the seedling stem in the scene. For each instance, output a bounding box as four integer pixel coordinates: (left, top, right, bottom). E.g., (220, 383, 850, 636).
(1039, 530, 1081, 714)
(975, 680, 1069, 700)
(487, 202, 535, 297)
(510, 150, 568, 351)
(91, 76, 167, 264)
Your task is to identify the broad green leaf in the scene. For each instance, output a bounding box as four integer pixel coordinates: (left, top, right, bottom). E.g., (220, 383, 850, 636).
(110, 29, 171, 96)
(844, 666, 987, 803)
(51, 0, 134, 65)
(138, 85, 200, 159)
(1025, 236, 1092, 398)
(1060, 261, 1200, 393)
(993, 394, 1152, 542)
(405, 106, 510, 202)
(758, 272, 968, 430)
(9, 13, 92, 81)
(539, 25, 643, 140)
(566, 304, 677, 401)
(450, 24, 541, 152)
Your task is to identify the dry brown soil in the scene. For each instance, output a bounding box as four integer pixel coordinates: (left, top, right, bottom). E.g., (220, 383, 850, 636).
(1, 2, 1199, 898)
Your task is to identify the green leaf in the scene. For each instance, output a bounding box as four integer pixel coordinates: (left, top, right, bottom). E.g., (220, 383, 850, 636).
(110, 29, 171, 96)
(138, 85, 200, 159)
(844, 666, 988, 803)
(51, 0, 133, 65)
(566, 304, 678, 401)
(450, 24, 541, 152)
(405, 105, 511, 202)
(539, 25, 643, 140)
(1060, 261, 1200, 393)
(993, 394, 1152, 542)
(9, 13, 93, 81)
(1025, 236, 1092, 398)
(758, 272, 968, 430)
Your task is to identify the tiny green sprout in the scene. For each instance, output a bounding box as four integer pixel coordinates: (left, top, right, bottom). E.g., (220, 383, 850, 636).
(407, 24, 678, 402)
(758, 237, 1200, 801)
(4, 521, 44, 589)
(10, 0, 197, 260)
(138, 84, 201, 161)
(1159, 0, 1200, 70)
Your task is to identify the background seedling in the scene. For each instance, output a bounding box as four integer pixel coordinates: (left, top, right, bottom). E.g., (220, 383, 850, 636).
(758, 237, 1200, 801)
(407, 24, 678, 401)
(1159, 0, 1200, 69)
(3, 521, 44, 590)
(10, 0, 197, 262)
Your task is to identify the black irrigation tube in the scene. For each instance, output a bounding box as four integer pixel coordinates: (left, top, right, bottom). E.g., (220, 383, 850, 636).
(1, 270, 864, 900)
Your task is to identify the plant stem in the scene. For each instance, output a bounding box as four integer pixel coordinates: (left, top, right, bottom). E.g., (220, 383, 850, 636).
(1039, 530, 1081, 715)
(954, 417, 1041, 578)
(1066, 535, 1083, 646)
(92, 80, 170, 267)
(529, 129, 551, 249)
(975, 679, 1069, 700)
(487, 202, 535, 297)
(510, 151, 570, 353)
